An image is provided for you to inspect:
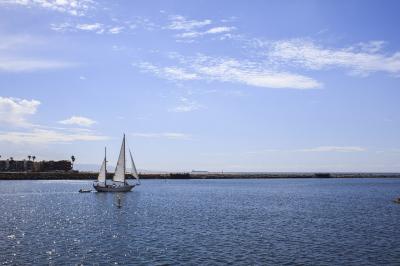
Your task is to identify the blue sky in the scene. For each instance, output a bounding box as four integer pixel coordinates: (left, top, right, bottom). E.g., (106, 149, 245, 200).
(1, 0, 400, 172)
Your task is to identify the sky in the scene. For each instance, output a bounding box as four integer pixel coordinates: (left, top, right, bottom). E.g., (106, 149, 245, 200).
(0, 0, 400, 172)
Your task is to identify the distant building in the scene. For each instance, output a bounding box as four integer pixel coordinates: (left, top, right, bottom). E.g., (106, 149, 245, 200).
(34, 160, 72, 172)
(0, 159, 72, 172)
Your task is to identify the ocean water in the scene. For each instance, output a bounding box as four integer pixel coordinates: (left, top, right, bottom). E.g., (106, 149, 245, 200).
(1, 179, 400, 265)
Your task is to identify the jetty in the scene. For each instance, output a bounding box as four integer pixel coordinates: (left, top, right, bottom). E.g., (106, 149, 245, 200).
(0, 172, 400, 180)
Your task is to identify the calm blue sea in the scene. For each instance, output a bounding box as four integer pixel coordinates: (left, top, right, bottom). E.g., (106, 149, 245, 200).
(1, 179, 400, 265)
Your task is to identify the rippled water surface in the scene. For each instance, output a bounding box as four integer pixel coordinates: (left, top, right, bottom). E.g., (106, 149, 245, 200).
(1, 179, 400, 265)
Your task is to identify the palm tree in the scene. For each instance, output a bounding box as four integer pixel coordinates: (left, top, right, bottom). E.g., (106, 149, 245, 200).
(32, 156, 36, 162)
(71, 155, 76, 169)
(28, 155, 31, 161)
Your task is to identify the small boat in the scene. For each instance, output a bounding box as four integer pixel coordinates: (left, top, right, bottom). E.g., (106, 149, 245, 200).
(393, 198, 400, 204)
(93, 134, 140, 192)
(79, 189, 91, 193)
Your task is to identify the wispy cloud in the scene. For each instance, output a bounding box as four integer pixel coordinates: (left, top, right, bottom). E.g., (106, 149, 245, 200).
(0, 128, 107, 144)
(267, 39, 400, 76)
(51, 15, 159, 35)
(135, 62, 199, 81)
(205, 26, 233, 34)
(76, 23, 103, 31)
(0, 97, 40, 127)
(51, 22, 104, 33)
(58, 116, 97, 127)
(135, 54, 321, 89)
(131, 132, 191, 140)
(130, 17, 158, 31)
(108, 26, 124, 34)
(162, 67, 199, 80)
(191, 55, 321, 89)
(176, 26, 235, 40)
(167, 15, 211, 31)
(1, 0, 95, 16)
(166, 15, 235, 41)
(50, 22, 73, 32)
(51, 22, 127, 35)
(168, 97, 204, 113)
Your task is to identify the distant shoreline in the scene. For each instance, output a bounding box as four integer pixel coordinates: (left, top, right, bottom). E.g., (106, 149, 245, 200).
(1, 172, 400, 180)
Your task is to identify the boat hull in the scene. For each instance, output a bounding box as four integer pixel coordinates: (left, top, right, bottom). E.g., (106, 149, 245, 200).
(93, 183, 134, 192)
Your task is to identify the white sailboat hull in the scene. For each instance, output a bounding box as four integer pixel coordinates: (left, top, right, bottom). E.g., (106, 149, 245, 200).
(93, 135, 139, 193)
(93, 183, 135, 192)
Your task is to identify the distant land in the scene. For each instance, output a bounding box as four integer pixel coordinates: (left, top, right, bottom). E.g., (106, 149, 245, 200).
(1, 172, 400, 180)
(74, 163, 167, 174)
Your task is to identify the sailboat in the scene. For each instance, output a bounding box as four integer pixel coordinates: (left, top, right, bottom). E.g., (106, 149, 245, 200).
(93, 134, 140, 192)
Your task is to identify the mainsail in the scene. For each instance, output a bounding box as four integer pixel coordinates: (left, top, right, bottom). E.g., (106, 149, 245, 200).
(113, 135, 126, 183)
(129, 149, 139, 180)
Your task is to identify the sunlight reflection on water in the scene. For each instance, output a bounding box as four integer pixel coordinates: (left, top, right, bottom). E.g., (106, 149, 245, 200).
(0, 179, 400, 265)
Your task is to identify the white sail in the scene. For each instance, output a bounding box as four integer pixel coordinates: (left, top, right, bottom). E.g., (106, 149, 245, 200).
(129, 149, 139, 180)
(97, 158, 106, 183)
(113, 135, 126, 183)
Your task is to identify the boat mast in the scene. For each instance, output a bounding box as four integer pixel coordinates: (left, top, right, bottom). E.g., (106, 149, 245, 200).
(123, 134, 126, 184)
(104, 146, 107, 186)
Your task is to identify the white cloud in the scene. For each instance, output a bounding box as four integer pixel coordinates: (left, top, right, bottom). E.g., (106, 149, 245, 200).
(205, 26, 234, 34)
(136, 62, 199, 81)
(59, 116, 97, 127)
(165, 14, 236, 41)
(268, 39, 400, 76)
(0, 97, 40, 127)
(51, 22, 129, 35)
(167, 15, 211, 31)
(177, 31, 202, 39)
(108, 26, 124, 34)
(76, 23, 102, 31)
(357, 41, 386, 53)
(168, 97, 204, 113)
(135, 54, 321, 89)
(0, 128, 107, 144)
(0, 97, 107, 144)
(131, 132, 191, 140)
(132, 17, 158, 31)
(176, 26, 235, 40)
(1, 0, 94, 16)
(51, 16, 158, 35)
(50, 22, 74, 32)
(163, 67, 198, 80)
(192, 56, 321, 89)
(51, 22, 105, 33)
(136, 62, 159, 73)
